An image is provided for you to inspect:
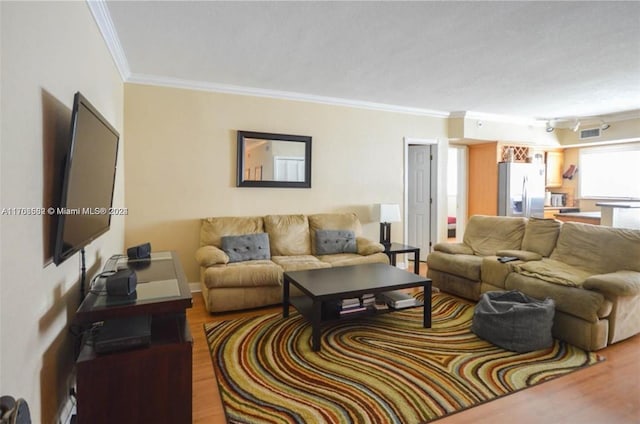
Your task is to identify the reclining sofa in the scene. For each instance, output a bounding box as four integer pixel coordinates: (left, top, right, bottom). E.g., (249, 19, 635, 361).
(195, 213, 389, 313)
(427, 215, 640, 351)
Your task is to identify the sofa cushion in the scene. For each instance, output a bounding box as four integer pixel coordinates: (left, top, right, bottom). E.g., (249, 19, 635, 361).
(264, 214, 312, 256)
(200, 216, 264, 247)
(221, 233, 271, 263)
(521, 218, 562, 257)
(426, 251, 483, 281)
(202, 260, 282, 289)
(271, 255, 331, 272)
(463, 215, 527, 256)
(550, 222, 640, 274)
(315, 229, 357, 254)
(505, 272, 606, 323)
(513, 258, 593, 287)
(308, 213, 363, 255)
(316, 252, 389, 267)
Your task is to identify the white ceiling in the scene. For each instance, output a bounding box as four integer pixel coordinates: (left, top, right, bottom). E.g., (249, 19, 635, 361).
(102, 1, 640, 121)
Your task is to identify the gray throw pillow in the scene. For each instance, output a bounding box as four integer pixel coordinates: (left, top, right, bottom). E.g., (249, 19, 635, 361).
(315, 230, 357, 255)
(221, 233, 271, 263)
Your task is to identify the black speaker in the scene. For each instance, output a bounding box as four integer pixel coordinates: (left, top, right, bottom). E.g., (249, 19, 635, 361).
(106, 269, 137, 296)
(127, 242, 151, 260)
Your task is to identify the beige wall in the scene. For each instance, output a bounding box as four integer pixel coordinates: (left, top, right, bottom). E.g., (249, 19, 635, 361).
(448, 115, 560, 146)
(0, 2, 124, 422)
(557, 117, 640, 146)
(124, 83, 448, 281)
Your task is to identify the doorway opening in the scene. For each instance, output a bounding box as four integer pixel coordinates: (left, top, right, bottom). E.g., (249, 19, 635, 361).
(447, 145, 468, 241)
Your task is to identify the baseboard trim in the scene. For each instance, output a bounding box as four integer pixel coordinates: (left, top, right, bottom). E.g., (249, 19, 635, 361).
(189, 282, 201, 293)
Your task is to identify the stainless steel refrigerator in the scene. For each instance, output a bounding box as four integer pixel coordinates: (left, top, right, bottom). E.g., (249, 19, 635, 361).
(498, 162, 545, 218)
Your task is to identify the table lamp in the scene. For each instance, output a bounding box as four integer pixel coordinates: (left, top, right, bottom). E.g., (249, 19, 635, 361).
(376, 203, 401, 249)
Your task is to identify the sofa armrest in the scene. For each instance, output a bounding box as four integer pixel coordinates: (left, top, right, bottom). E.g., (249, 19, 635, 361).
(195, 245, 229, 267)
(496, 249, 543, 262)
(583, 270, 640, 296)
(434, 242, 474, 255)
(481, 256, 519, 289)
(356, 237, 385, 255)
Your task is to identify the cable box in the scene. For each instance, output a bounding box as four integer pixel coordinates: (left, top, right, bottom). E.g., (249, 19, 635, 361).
(94, 315, 151, 354)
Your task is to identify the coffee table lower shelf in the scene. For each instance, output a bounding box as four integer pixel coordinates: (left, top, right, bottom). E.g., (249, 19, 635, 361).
(288, 295, 424, 323)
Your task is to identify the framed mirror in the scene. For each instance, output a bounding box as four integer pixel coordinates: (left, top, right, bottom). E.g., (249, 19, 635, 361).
(237, 131, 312, 188)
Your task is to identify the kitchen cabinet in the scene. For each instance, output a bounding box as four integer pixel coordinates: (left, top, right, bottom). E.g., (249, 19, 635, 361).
(545, 151, 564, 188)
(544, 208, 560, 219)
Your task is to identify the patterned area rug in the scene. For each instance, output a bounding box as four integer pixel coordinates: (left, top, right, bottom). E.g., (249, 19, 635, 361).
(205, 292, 602, 424)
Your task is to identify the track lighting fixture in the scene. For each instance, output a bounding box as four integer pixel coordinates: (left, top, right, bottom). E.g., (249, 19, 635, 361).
(572, 120, 581, 132)
(600, 120, 610, 131)
(545, 121, 554, 133)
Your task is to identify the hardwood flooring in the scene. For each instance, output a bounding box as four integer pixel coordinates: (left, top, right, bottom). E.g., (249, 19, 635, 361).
(186, 262, 640, 424)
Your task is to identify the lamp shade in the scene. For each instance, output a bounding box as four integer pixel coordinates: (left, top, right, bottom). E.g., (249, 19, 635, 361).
(377, 203, 401, 223)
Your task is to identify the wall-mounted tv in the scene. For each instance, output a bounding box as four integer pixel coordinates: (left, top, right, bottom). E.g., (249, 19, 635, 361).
(54, 92, 120, 265)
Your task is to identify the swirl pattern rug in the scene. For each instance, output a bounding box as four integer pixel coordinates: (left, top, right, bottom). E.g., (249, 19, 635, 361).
(205, 292, 601, 424)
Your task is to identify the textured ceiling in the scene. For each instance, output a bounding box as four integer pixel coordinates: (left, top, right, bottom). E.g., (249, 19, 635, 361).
(104, 1, 640, 120)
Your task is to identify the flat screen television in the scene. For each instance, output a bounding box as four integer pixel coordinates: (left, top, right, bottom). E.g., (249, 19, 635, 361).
(54, 92, 120, 265)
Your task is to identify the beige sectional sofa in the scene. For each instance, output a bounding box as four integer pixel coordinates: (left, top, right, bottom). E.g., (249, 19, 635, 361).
(427, 215, 640, 351)
(195, 213, 389, 313)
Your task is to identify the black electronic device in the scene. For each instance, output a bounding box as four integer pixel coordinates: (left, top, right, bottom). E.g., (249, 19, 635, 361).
(93, 315, 151, 354)
(127, 242, 151, 260)
(105, 269, 137, 296)
(54, 92, 120, 265)
(498, 256, 519, 263)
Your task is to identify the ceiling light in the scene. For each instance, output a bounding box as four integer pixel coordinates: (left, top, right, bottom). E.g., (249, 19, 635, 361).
(600, 120, 610, 131)
(545, 121, 554, 133)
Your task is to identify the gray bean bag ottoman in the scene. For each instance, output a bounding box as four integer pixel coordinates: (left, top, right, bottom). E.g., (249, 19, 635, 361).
(471, 290, 555, 352)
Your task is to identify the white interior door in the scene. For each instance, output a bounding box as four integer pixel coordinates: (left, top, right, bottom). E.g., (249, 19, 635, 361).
(408, 145, 432, 261)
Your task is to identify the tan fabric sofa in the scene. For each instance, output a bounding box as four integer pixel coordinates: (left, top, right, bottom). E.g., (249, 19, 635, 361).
(427, 215, 640, 351)
(195, 213, 389, 313)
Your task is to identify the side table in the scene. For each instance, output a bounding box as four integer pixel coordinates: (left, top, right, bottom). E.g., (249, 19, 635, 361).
(384, 243, 421, 275)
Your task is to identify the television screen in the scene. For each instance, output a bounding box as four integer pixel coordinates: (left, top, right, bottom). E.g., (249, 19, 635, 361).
(54, 92, 120, 265)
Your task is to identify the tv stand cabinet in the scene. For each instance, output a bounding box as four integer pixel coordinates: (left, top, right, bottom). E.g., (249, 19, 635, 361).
(74, 251, 192, 423)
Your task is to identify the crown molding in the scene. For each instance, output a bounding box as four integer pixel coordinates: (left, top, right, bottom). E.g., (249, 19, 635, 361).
(126, 73, 451, 117)
(449, 110, 542, 126)
(87, 0, 131, 80)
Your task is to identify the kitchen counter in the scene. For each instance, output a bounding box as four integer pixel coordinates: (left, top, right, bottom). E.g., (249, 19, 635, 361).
(597, 202, 640, 229)
(596, 201, 640, 208)
(554, 211, 601, 225)
(544, 207, 578, 219)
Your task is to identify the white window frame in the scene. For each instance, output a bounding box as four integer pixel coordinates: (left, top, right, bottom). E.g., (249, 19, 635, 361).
(579, 142, 640, 200)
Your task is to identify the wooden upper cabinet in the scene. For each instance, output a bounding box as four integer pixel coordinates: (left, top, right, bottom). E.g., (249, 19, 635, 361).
(545, 151, 564, 188)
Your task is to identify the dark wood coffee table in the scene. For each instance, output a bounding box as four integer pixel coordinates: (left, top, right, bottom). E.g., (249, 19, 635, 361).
(283, 263, 432, 351)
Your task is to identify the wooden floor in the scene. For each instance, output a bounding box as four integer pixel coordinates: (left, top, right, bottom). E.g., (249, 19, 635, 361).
(186, 262, 640, 424)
